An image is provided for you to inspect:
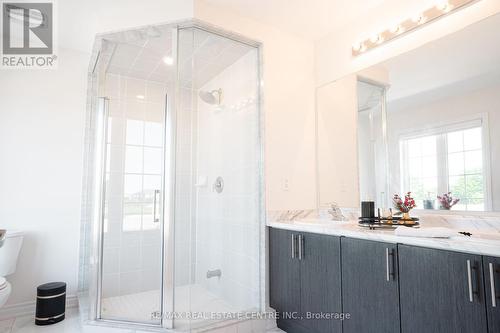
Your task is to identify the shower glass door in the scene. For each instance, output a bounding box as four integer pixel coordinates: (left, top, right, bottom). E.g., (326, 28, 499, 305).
(98, 71, 167, 325)
(174, 26, 262, 331)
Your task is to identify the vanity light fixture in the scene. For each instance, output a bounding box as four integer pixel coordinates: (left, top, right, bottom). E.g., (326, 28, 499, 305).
(352, 0, 478, 56)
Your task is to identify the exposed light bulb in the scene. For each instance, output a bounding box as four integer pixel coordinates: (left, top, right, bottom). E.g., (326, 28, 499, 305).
(412, 14, 427, 24)
(162, 56, 174, 66)
(390, 25, 404, 35)
(136, 95, 145, 100)
(353, 42, 367, 53)
(370, 34, 381, 43)
(436, 1, 453, 12)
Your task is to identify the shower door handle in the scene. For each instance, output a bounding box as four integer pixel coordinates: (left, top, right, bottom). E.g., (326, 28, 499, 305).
(153, 189, 160, 223)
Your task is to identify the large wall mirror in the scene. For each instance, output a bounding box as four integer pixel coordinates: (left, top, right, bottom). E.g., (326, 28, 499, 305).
(317, 13, 500, 213)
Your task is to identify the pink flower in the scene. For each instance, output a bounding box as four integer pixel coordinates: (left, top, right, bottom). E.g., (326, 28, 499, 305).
(393, 192, 416, 214)
(437, 192, 460, 210)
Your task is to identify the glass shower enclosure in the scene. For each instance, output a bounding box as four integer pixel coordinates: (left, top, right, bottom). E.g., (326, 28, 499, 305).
(357, 79, 389, 210)
(78, 21, 264, 331)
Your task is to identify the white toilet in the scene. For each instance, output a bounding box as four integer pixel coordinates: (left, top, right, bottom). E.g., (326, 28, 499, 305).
(0, 230, 24, 308)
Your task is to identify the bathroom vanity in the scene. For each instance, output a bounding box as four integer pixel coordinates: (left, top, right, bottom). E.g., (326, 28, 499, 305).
(290, 12, 500, 333)
(268, 222, 500, 333)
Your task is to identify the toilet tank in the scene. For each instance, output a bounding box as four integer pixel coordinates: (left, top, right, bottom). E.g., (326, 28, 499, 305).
(0, 231, 24, 276)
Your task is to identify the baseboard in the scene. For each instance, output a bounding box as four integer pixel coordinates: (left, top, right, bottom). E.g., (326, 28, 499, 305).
(0, 295, 78, 320)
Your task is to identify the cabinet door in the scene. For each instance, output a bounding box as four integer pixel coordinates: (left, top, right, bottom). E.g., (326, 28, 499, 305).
(269, 228, 301, 329)
(483, 256, 500, 333)
(341, 238, 400, 333)
(300, 233, 342, 333)
(398, 245, 487, 333)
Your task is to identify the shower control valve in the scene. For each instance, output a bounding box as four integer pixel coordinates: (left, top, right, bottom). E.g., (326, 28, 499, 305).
(213, 176, 224, 193)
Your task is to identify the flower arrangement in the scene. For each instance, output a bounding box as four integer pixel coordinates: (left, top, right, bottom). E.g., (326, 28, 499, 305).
(393, 192, 416, 215)
(437, 192, 460, 210)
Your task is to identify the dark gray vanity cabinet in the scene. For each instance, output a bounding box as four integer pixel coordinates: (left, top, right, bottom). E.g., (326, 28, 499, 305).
(483, 256, 500, 333)
(269, 228, 342, 333)
(398, 245, 488, 333)
(341, 238, 400, 333)
(300, 231, 342, 333)
(269, 228, 301, 324)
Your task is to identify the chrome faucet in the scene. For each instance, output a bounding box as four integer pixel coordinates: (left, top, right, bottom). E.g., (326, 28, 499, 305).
(327, 202, 346, 221)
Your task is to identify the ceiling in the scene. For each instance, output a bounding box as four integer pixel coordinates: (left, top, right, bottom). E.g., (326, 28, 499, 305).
(104, 25, 252, 86)
(105, 25, 174, 83)
(198, 0, 387, 40)
(383, 13, 500, 106)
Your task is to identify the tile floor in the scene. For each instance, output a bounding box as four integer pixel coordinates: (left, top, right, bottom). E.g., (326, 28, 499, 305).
(0, 308, 284, 333)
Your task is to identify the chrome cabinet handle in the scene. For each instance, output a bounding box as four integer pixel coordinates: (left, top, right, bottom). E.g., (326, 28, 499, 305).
(298, 235, 303, 260)
(385, 248, 395, 281)
(386, 248, 390, 281)
(291, 234, 296, 259)
(153, 189, 160, 222)
(490, 263, 497, 308)
(467, 260, 474, 302)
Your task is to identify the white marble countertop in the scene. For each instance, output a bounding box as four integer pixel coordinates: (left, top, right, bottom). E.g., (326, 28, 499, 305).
(267, 219, 500, 257)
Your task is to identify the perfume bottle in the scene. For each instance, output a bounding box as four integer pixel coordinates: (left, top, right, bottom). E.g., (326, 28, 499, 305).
(423, 192, 435, 210)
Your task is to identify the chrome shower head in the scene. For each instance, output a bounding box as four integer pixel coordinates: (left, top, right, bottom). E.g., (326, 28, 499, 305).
(199, 89, 222, 105)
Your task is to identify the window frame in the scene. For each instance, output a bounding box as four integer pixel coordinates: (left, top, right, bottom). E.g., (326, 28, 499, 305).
(397, 113, 492, 211)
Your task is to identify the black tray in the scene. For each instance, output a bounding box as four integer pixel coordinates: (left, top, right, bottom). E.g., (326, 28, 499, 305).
(358, 216, 420, 229)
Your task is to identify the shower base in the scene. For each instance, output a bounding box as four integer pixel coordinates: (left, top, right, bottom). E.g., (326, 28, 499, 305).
(101, 284, 238, 331)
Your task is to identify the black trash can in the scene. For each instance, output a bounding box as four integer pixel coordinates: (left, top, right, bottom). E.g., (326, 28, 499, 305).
(35, 282, 66, 325)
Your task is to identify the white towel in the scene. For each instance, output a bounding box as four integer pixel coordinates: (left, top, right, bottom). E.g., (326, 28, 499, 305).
(394, 227, 454, 238)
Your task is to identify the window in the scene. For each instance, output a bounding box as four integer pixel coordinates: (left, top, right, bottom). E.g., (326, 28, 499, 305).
(447, 127, 484, 211)
(399, 118, 489, 211)
(104, 116, 164, 233)
(400, 135, 439, 207)
(121, 118, 164, 231)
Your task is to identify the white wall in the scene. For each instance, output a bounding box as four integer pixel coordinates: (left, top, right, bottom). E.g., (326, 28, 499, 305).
(316, 0, 500, 86)
(0, 49, 88, 306)
(316, 75, 359, 208)
(0, 0, 193, 308)
(195, 0, 318, 210)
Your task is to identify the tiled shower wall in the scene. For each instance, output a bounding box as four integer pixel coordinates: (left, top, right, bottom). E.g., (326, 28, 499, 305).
(194, 50, 261, 311)
(174, 83, 198, 288)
